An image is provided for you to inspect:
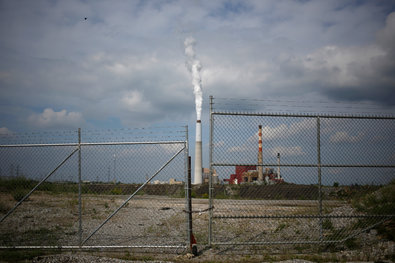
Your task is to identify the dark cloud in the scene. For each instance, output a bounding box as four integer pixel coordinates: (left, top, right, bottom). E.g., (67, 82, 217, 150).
(320, 12, 395, 106)
(0, 0, 394, 131)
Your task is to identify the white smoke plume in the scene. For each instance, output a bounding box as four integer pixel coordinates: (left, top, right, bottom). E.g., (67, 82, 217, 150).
(184, 37, 203, 120)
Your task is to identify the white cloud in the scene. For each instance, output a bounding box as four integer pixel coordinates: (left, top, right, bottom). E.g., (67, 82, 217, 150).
(330, 131, 364, 143)
(301, 44, 384, 88)
(213, 141, 225, 148)
(246, 119, 315, 142)
(229, 118, 314, 154)
(0, 127, 11, 135)
(228, 145, 248, 153)
(377, 12, 395, 52)
(328, 168, 342, 175)
(121, 90, 153, 113)
(261, 124, 288, 140)
(28, 108, 85, 129)
(269, 146, 305, 156)
(102, 54, 160, 76)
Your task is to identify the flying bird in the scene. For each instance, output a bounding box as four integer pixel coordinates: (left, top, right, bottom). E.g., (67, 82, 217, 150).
(84, 17, 87, 20)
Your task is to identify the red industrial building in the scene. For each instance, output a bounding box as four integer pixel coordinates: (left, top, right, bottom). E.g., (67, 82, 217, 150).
(224, 165, 256, 184)
(224, 165, 284, 185)
(223, 125, 284, 185)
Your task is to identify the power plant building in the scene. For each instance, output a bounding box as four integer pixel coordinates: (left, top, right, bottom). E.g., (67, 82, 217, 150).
(224, 125, 284, 185)
(224, 166, 283, 185)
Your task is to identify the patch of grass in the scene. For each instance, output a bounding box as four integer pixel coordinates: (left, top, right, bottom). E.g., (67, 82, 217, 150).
(2, 227, 61, 247)
(12, 190, 27, 202)
(0, 177, 37, 192)
(0, 249, 53, 262)
(0, 177, 81, 196)
(322, 218, 334, 230)
(325, 228, 345, 242)
(344, 237, 358, 250)
(351, 180, 395, 241)
(274, 222, 288, 233)
(67, 199, 78, 208)
(0, 201, 11, 213)
(352, 181, 395, 215)
(213, 191, 228, 199)
(110, 187, 123, 195)
(376, 220, 395, 241)
(294, 244, 312, 253)
(145, 225, 155, 234)
(24, 227, 60, 246)
(193, 231, 208, 245)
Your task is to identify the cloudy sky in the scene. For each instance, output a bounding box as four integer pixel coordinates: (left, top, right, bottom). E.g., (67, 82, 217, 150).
(1, 0, 395, 133)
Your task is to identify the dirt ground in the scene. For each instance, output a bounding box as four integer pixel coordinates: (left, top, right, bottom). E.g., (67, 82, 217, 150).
(0, 192, 394, 262)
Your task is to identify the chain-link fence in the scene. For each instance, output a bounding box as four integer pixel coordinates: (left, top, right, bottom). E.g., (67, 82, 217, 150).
(208, 97, 395, 249)
(0, 127, 189, 249)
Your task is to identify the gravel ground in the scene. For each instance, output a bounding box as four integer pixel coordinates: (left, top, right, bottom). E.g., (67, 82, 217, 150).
(31, 253, 174, 263)
(1, 192, 394, 262)
(29, 252, 394, 263)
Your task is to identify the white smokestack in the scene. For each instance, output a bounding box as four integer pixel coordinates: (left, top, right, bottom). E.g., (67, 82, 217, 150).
(184, 37, 203, 121)
(194, 120, 202, 185)
(184, 36, 203, 185)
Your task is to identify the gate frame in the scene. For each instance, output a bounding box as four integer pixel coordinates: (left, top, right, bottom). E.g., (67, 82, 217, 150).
(208, 96, 395, 246)
(0, 127, 191, 251)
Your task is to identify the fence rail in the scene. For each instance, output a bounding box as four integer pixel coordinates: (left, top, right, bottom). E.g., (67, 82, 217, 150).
(0, 127, 190, 250)
(209, 96, 395, 248)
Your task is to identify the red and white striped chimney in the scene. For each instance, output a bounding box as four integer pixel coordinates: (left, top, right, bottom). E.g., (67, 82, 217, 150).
(258, 125, 263, 181)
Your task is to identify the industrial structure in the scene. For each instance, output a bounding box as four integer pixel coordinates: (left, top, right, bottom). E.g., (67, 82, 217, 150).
(224, 166, 283, 185)
(258, 125, 263, 181)
(194, 120, 203, 184)
(203, 168, 219, 184)
(224, 125, 284, 185)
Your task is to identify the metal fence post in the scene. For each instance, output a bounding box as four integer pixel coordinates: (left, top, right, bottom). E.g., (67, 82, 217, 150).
(208, 95, 214, 246)
(187, 156, 193, 253)
(317, 117, 323, 242)
(78, 128, 82, 246)
(184, 125, 193, 253)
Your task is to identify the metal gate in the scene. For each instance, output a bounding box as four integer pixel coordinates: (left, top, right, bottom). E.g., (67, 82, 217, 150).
(208, 96, 395, 248)
(0, 127, 190, 250)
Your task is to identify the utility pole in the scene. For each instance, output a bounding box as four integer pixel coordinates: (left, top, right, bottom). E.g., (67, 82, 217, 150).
(277, 153, 281, 180)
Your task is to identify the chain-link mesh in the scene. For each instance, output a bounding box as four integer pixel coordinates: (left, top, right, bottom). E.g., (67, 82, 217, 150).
(209, 97, 395, 249)
(0, 127, 188, 249)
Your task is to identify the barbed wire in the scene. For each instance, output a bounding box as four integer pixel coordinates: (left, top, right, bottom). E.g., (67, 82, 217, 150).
(0, 126, 188, 145)
(211, 97, 395, 116)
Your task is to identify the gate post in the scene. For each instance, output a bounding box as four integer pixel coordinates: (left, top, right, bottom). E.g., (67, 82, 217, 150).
(78, 128, 82, 246)
(187, 156, 197, 255)
(208, 95, 214, 247)
(317, 117, 323, 242)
